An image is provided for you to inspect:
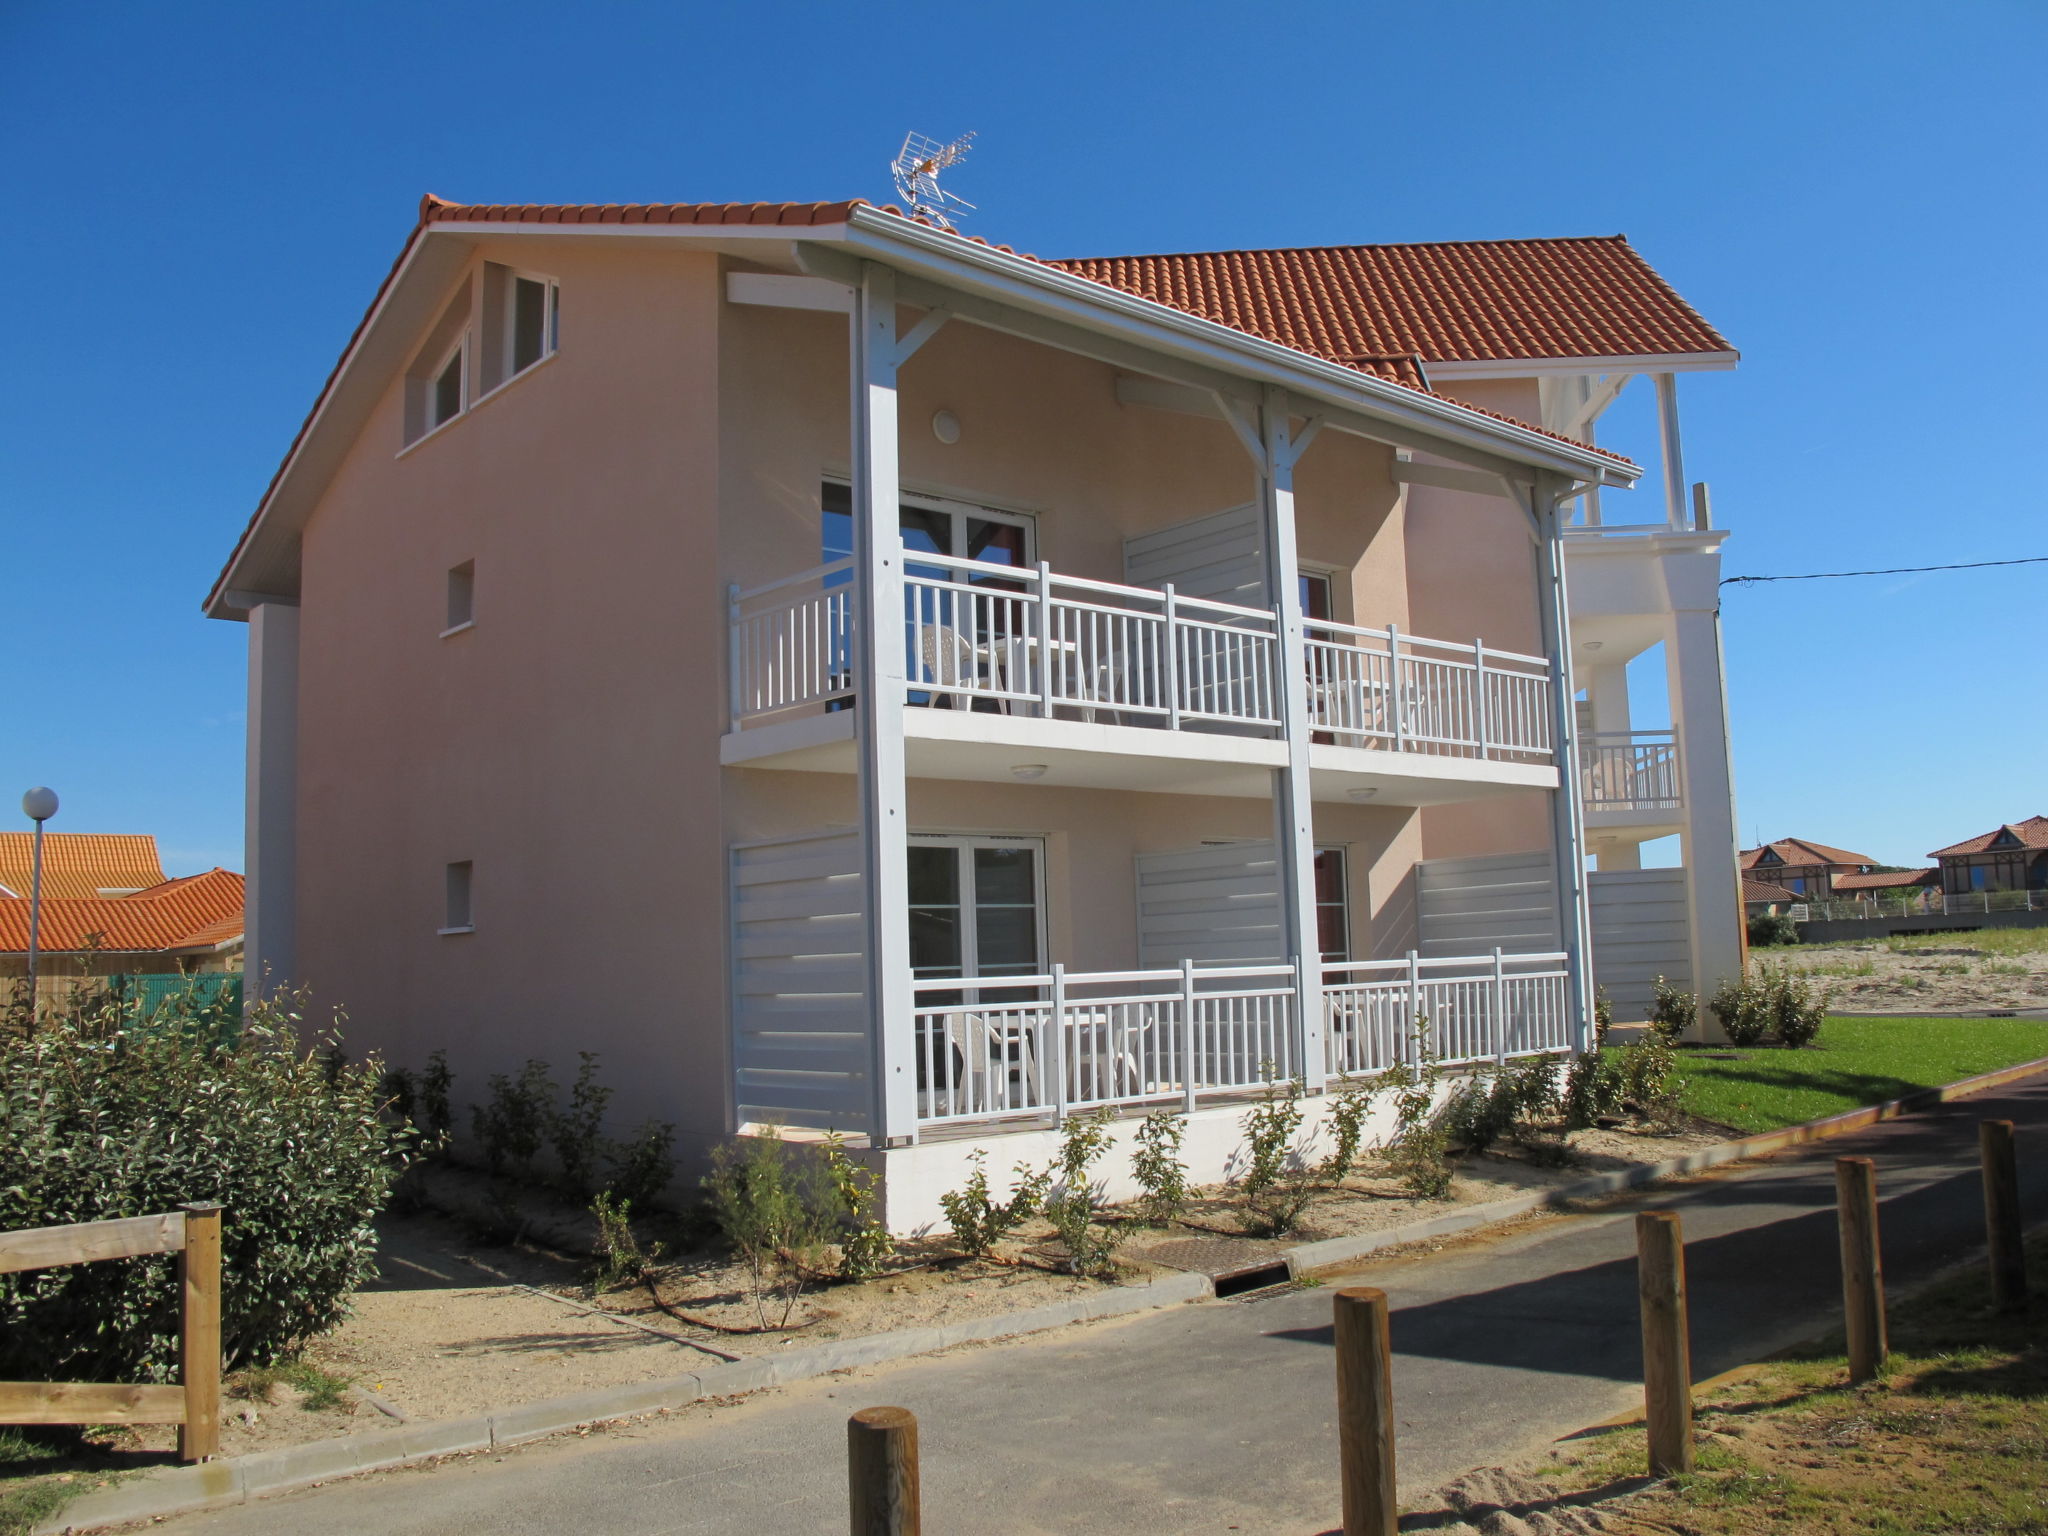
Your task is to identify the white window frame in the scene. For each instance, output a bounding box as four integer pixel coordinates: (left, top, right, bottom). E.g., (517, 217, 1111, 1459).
(907, 832, 1048, 983)
(1314, 843, 1352, 963)
(440, 860, 475, 935)
(500, 268, 560, 383)
(426, 331, 469, 433)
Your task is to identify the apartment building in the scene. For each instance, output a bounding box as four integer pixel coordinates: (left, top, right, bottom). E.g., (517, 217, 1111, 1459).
(207, 197, 1742, 1224)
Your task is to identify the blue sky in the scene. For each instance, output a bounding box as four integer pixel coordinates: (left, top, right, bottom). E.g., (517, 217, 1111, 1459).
(4, 0, 2042, 873)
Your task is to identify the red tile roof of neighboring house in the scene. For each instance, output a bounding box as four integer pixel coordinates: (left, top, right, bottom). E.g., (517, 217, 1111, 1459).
(0, 868, 244, 955)
(1835, 869, 1940, 891)
(0, 833, 168, 901)
(1928, 816, 2048, 859)
(1742, 878, 1803, 904)
(1740, 838, 1875, 870)
(1047, 236, 1734, 367)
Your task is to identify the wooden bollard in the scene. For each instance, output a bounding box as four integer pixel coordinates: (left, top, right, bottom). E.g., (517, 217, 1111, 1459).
(848, 1406, 920, 1536)
(1333, 1287, 1396, 1536)
(1981, 1120, 2027, 1313)
(1836, 1157, 1886, 1382)
(1635, 1211, 1693, 1476)
(177, 1203, 223, 1463)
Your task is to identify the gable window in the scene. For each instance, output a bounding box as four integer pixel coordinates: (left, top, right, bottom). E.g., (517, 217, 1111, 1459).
(510, 275, 558, 374)
(444, 561, 475, 634)
(479, 263, 559, 393)
(428, 335, 467, 431)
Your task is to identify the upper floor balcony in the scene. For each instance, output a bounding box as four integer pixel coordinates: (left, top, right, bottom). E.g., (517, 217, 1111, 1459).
(1580, 727, 1684, 841)
(723, 552, 1559, 805)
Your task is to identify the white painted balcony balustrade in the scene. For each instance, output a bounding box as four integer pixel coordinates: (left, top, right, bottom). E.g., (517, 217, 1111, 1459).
(729, 556, 1554, 765)
(1580, 730, 1682, 811)
(911, 949, 1574, 1127)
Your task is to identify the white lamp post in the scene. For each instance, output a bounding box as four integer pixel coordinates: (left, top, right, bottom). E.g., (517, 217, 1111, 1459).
(21, 787, 58, 1008)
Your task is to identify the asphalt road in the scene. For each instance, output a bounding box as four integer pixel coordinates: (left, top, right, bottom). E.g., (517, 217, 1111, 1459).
(155, 1075, 2048, 1536)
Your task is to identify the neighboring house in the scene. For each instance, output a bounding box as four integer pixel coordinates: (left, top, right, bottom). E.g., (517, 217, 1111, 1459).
(0, 831, 169, 899)
(1929, 817, 2048, 895)
(0, 866, 245, 982)
(1739, 838, 1879, 899)
(1833, 868, 1940, 902)
(1742, 877, 1803, 918)
(205, 195, 1745, 1224)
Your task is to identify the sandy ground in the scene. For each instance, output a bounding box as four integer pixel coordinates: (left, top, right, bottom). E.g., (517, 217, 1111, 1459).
(1767, 936, 2048, 1012)
(88, 1119, 1723, 1465)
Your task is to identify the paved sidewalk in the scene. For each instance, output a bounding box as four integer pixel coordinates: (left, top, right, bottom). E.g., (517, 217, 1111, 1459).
(144, 1077, 2048, 1536)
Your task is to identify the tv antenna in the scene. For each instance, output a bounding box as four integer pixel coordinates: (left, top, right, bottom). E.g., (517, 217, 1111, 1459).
(890, 131, 977, 230)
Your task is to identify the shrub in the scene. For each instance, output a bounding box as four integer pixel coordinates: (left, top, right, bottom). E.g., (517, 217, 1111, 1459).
(1748, 912, 1801, 948)
(1615, 1033, 1687, 1131)
(603, 1119, 677, 1208)
(1563, 1045, 1624, 1131)
(1649, 976, 1698, 1041)
(0, 988, 414, 1383)
(549, 1052, 612, 1199)
(1379, 1019, 1452, 1199)
(1320, 1077, 1378, 1183)
(471, 1059, 554, 1176)
(817, 1133, 894, 1280)
(1709, 976, 1772, 1047)
(701, 1129, 828, 1329)
(589, 1191, 665, 1292)
(1131, 1108, 1190, 1225)
(1236, 1072, 1317, 1237)
(418, 1049, 455, 1139)
(937, 1150, 1047, 1258)
(1043, 1108, 1122, 1277)
(1764, 966, 1829, 1048)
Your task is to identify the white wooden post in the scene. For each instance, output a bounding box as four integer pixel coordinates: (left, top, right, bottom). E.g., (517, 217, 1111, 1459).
(1035, 558, 1056, 717)
(1161, 583, 1181, 730)
(1180, 957, 1199, 1113)
(1048, 963, 1069, 1123)
(1492, 946, 1507, 1063)
(727, 582, 744, 731)
(1655, 374, 1687, 531)
(851, 263, 918, 1143)
(244, 599, 300, 1000)
(1387, 624, 1405, 753)
(1256, 387, 1326, 1091)
(1405, 950, 1422, 1057)
(1472, 640, 1490, 760)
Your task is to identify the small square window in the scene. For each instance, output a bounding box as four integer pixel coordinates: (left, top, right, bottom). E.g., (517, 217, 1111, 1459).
(445, 561, 475, 633)
(443, 861, 474, 933)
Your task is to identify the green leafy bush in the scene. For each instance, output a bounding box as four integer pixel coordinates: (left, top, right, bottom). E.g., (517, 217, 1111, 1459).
(818, 1133, 894, 1280)
(1043, 1108, 1122, 1276)
(1236, 1072, 1318, 1236)
(1131, 1108, 1190, 1224)
(1709, 975, 1773, 1047)
(1762, 965, 1829, 1048)
(549, 1052, 612, 1198)
(1649, 976, 1698, 1041)
(701, 1129, 827, 1328)
(589, 1191, 665, 1292)
(0, 989, 413, 1383)
(602, 1119, 677, 1208)
(471, 1059, 554, 1176)
(1379, 1019, 1452, 1199)
(1615, 1033, 1687, 1131)
(1748, 912, 1801, 948)
(936, 1150, 1047, 1257)
(1320, 1077, 1378, 1183)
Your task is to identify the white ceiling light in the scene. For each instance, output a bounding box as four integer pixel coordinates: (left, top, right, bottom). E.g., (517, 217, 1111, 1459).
(1346, 786, 1378, 802)
(1010, 764, 1047, 781)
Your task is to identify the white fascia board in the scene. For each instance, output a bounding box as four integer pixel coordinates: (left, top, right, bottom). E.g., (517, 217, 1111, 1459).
(1427, 352, 1740, 379)
(832, 209, 1642, 489)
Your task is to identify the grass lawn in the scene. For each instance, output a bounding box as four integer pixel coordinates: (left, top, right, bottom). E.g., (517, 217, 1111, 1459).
(1534, 1231, 2048, 1534)
(1676, 1016, 2048, 1134)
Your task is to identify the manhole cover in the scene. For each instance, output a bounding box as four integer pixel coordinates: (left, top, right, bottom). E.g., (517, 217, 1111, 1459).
(1135, 1237, 1287, 1281)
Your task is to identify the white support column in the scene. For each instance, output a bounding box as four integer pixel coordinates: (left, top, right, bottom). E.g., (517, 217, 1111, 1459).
(1663, 552, 1745, 1033)
(1587, 662, 1632, 738)
(1255, 386, 1325, 1089)
(243, 600, 300, 1001)
(1531, 474, 1595, 1053)
(851, 262, 917, 1142)
(1654, 373, 1687, 530)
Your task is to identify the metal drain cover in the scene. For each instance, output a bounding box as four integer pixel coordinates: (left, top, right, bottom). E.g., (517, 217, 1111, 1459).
(1135, 1237, 1288, 1281)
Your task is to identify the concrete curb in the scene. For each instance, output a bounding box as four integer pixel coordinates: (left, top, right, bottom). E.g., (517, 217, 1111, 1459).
(1279, 1051, 2048, 1279)
(34, 1270, 1212, 1534)
(36, 1050, 2048, 1533)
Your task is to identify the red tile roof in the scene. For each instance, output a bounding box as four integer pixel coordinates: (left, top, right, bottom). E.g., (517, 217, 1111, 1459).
(1835, 869, 1940, 890)
(0, 868, 243, 954)
(1742, 878, 1803, 904)
(0, 833, 168, 900)
(1047, 236, 1734, 366)
(1740, 838, 1875, 870)
(1928, 816, 2048, 859)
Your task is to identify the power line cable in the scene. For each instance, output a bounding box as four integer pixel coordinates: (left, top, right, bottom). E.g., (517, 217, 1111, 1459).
(1721, 555, 2048, 586)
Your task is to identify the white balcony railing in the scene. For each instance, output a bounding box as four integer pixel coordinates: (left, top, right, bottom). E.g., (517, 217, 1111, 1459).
(909, 949, 1575, 1128)
(1322, 951, 1573, 1077)
(729, 557, 1556, 766)
(1305, 620, 1553, 764)
(1581, 730, 1681, 812)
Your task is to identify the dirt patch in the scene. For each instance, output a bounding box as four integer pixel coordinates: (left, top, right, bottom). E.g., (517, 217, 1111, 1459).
(1768, 936, 2048, 1012)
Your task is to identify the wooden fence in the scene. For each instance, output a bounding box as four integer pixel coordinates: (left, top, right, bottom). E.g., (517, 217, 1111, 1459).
(0, 1204, 223, 1462)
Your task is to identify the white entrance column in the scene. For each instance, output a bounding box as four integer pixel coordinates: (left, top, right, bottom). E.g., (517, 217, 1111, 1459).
(850, 263, 951, 1143)
(244, 599, 300, 999)
(1654, 374, 1687, 530)
(1254, 387, 1326, 1089)
(1663, 550, 1745, 1018)
(1532, 473, 1595, 1051)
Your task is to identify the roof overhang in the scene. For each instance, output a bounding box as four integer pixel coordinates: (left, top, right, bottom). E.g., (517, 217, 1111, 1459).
(1427, 351, 1739, 379)
(207, 208, 1641, 621)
